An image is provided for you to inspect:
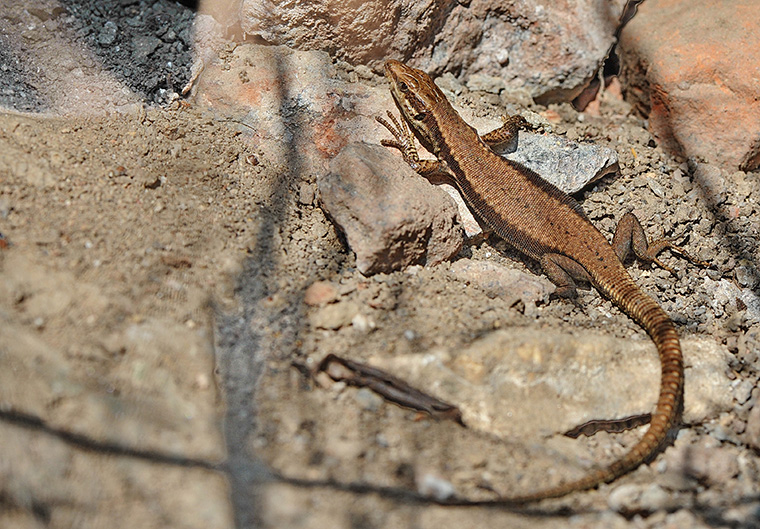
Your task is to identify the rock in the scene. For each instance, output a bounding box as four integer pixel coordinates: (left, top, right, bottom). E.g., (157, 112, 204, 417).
(196, 44, 345, 175)
(619, 0, 760, 170)
(449, 259, 553, 316)
(354, 387, 383, 412)
(319, 143, 463, 275)
(366, 331, 731, 444)
(416, 472, 457, 501)
(692, 164, 727, 206)
(303, 280, 339, 306)
(239, 0, 626, 103)
(667, 437, 739, 486)
(132, 35, 163, 63)
(308, 301, 360, 330)
(501, 131, 619, 194)
(351, 313, 377, 334)
(705, 277, 760, 324)
(607, 483, 682, 514)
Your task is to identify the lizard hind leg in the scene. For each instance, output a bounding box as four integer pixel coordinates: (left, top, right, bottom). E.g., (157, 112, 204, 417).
(611, 212, 708, 275)
(540, 253, 592, 300)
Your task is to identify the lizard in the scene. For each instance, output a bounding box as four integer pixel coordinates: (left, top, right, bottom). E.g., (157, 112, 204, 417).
(376, 59, 703, 504)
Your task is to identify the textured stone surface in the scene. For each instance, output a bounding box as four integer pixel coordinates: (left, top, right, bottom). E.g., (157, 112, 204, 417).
(619, 0, 760, 170)
(319, 143, 463, 275)
(449, 259, 553, 316)
(501, 131, 619, 194)
(367, 331, 733, 440)
(240, 0, 627, 102)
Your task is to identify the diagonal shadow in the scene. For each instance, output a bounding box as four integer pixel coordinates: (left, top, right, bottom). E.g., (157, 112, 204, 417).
(213, 50, 312, 528)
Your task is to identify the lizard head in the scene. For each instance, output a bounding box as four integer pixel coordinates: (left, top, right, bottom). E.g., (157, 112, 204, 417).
(383, 60, 447, 153)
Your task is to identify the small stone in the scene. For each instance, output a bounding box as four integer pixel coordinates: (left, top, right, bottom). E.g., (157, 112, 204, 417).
(354, 387, 383, 412)
(351, 313, 376, 333)
(607, 483, 678, 513)
(308, 301, 358, 330)
(303, 281, 339, 306)
(98, 21, 118, 45)
(133, 35, 162, 62)
(417, 473, 456, 501)
(298, 182, 315, 205)
(692, 164, 727, 205)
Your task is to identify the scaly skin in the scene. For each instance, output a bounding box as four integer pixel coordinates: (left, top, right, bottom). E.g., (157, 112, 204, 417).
(378, 59, 692, 504)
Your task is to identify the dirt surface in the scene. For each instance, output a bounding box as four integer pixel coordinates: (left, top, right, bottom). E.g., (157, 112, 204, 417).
(2, 2, 760, 529)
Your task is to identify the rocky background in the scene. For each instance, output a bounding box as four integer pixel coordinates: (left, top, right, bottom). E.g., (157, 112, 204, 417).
(1, 1, 759, 528)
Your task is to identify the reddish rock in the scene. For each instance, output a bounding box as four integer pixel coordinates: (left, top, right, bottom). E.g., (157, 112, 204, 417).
(619, 0, 760, 170)
(303, 281, 339, 306)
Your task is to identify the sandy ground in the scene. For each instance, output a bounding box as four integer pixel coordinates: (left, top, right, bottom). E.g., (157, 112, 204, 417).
(1, 2, 760, 529)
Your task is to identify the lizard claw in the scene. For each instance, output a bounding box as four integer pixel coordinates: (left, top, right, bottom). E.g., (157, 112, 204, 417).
(377, 110, 421, 166)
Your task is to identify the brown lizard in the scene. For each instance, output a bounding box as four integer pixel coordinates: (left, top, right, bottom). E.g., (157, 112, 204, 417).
(377, 59, 703, 504)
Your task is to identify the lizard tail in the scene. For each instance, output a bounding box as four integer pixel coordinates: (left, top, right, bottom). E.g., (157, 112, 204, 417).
(450, 276, 683, 506)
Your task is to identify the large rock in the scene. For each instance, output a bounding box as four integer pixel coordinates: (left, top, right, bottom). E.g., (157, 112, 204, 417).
(319, 142, 463, 275)
(619, 0, 760, 170)
(368, 330, 733, 440)
(240, 0, 628, 103)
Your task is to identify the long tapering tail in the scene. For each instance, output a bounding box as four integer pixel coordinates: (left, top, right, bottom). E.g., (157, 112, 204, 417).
(446, 276, 683, 506)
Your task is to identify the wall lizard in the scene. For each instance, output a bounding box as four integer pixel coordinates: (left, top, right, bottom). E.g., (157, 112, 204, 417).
(377, 59, 702, 504)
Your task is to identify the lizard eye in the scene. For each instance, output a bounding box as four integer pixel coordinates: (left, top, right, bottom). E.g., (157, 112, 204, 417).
(398, 82, 409, 93)
(413, 111, 426, 121)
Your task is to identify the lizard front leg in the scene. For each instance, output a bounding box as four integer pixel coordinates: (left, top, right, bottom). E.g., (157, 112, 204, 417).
(376, 111, 454, 184)
(481, 114, 533, 150)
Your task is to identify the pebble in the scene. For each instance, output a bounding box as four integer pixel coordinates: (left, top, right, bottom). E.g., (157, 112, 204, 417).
(607, 483, 679, 514)
(354, 387, 383, 412)
(308, 301, 359, 330)
(351, 313, 376, 333)
(417, 473, 456, 501)
(303, 280, 339, 306)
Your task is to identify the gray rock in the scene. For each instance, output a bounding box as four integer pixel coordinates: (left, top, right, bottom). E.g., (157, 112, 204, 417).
(319, 143, 463, 275)
(367, 331, 732, 441)
(502, 132, 619, 194)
